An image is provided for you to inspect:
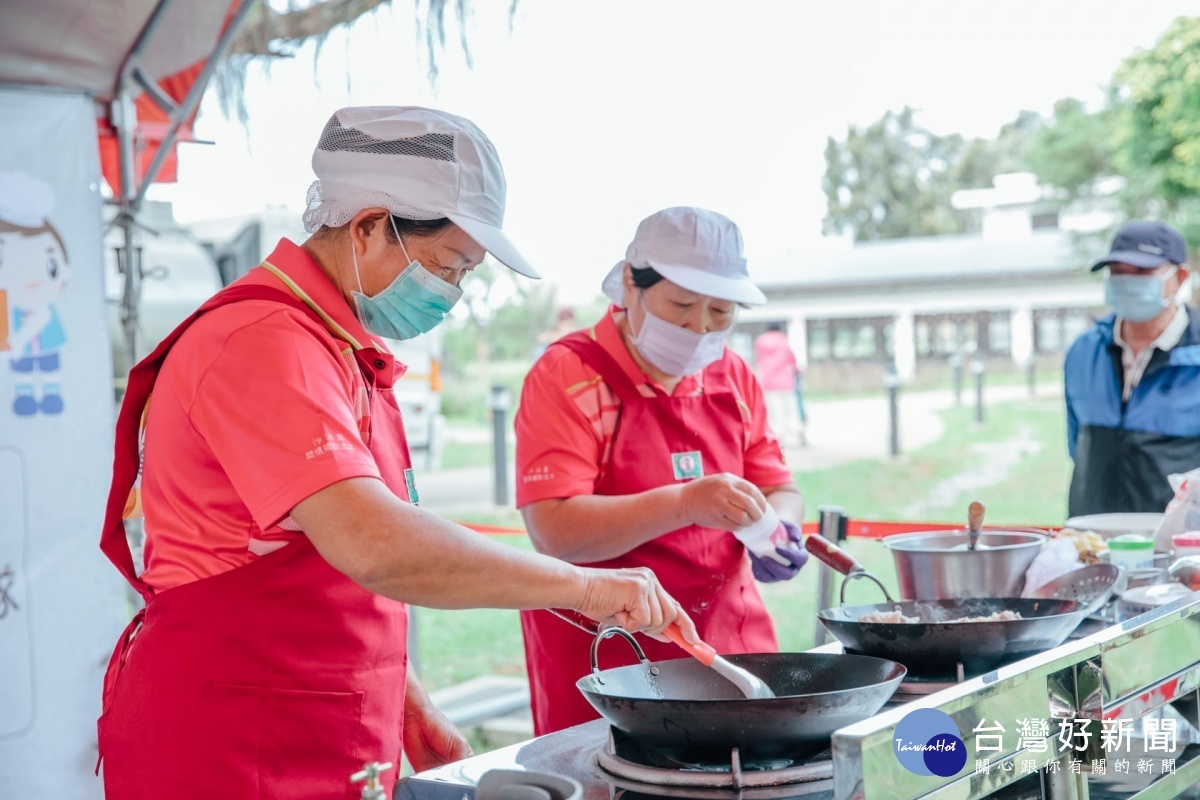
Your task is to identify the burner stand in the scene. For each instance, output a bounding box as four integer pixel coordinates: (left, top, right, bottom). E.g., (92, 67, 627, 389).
(594, 728, 833, 797)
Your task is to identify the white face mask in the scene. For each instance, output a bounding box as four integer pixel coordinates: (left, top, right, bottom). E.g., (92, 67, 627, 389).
(631, 293, 730, 377)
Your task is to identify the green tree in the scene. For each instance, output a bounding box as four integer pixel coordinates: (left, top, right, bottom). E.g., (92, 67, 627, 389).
(215, 0, 520, 121)
(1023, 97, 1118, 200)
(1110, 16, 1200, 246)
(822, 107, 1042, 242)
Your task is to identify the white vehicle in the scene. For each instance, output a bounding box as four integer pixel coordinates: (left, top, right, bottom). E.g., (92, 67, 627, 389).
(379, 331, 445, 471)
(104, 201, 225, 385)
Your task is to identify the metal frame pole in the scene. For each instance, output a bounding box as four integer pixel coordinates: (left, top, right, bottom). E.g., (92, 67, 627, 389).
(813, 506, 845, 646)
(490, 385, 511, 506)
(110, 0, 257, 377)
(133, 0, 258, 207)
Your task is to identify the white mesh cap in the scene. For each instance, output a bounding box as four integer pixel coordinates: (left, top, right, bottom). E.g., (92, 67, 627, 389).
(601, 207, 766, 306)
(303, 106, 538, 278)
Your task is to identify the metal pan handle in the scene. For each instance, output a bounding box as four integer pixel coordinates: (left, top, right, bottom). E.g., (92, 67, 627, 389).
(589, 627, 653, 680)
(548, 609, 654, 680)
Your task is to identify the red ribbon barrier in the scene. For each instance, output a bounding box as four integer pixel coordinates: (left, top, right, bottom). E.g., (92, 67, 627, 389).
(459, 520, 1052, 539)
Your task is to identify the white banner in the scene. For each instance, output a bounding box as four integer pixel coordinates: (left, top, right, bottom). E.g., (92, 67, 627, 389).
(0, 88, 126, 798)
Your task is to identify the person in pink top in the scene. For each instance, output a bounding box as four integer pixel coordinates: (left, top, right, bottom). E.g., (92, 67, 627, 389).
(754, 323, 806, 446)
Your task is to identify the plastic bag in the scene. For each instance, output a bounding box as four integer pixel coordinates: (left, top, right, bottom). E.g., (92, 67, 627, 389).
(1021, 537, 1081, 597)
(1153, 467, 1200, 553)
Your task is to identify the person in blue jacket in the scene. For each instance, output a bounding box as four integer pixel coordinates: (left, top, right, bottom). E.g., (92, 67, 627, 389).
(1065, 220, 1198, 516)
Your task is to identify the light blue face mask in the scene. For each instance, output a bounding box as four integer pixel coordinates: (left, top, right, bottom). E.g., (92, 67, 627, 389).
(1105, 273, 1169, 323)
(350, 218, 464, 340)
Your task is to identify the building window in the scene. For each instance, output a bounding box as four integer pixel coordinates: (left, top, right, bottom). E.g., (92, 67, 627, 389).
(1033, 308, 1098, 354)
(807, 317, 893, 362)
(808, 320, 831, 361)
(914, 311, 1011, 358)
(1031, 212, 1059, 230)
(988, 313, 1011, 356)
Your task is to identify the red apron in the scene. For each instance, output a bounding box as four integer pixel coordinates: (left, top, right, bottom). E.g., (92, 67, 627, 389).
(98, 280, 413, 799)
(520, 333, 778, 735)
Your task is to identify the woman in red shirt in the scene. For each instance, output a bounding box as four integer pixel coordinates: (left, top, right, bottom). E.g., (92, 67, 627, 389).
(516, 207, 808, 734)
(98, 108, 695, 799)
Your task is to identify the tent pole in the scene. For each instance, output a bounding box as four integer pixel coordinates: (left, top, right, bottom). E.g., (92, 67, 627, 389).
(133, 0, 258, 209)
(109, 0, 256, 378)
(112, 0, 179, 378)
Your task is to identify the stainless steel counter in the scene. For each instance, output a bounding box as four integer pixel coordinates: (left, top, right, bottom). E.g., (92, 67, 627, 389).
(396, 593, 1200, 800)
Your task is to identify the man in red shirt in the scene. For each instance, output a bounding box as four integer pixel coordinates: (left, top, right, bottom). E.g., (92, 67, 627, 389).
(515, 207, 808, 734)
(98, 107, 695, 799)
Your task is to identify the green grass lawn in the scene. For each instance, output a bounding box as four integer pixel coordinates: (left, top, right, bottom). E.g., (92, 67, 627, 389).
(414, 394, 1074, 692)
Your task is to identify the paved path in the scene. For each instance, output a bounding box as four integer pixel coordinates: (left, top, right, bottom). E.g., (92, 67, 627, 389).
(417, 383, 1063, 518)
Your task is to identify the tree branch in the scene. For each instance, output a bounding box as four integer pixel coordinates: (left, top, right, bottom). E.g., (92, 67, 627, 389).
(229, 0, 394, 57)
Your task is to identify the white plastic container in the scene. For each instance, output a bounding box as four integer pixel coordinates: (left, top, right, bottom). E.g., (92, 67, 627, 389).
(1107, 534, 1156, 570)
(732, 505, 791, 565)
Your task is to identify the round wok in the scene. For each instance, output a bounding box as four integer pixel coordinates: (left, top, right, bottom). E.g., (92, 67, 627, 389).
(818, 597, 1084, 679)
(577, 651, 906, 764)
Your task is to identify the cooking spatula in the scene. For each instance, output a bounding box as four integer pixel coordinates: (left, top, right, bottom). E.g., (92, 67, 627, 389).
(663, 623, 775, 700)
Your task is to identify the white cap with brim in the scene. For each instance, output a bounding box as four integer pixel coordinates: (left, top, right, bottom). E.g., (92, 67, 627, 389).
(303, 106, 539, 279)
(601, 207, 767, 307)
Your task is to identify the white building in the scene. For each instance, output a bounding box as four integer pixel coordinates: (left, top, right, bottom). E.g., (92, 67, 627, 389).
(737, 175, 1115, 390)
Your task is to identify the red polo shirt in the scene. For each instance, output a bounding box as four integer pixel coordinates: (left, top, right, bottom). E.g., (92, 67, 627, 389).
(515, 306, 792, 507)
(140, 239, 390, 592)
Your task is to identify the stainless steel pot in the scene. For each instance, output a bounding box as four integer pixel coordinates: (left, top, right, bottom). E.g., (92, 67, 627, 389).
(882, 529, 1047, 600)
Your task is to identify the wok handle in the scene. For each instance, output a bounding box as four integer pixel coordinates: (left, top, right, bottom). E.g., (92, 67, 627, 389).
(588, 626, 652, 676)
(663, 623, 716, 667)
(805, 533, 863, 577)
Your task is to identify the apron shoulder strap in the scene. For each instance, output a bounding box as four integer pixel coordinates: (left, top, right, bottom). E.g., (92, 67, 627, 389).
(101, 283, 332, 599)
(552, 331, 736, 399)
(552, 331, 644, 403)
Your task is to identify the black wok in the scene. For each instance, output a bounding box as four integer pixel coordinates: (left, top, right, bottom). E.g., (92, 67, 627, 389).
(805, 534, 1087, 678)
(818, 597, 1084, 678)
(575, 628, 906, 764)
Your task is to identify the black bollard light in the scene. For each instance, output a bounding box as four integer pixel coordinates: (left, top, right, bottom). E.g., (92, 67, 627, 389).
(971, 355, 986, 424)
(949, 352, 963, 407)
(489, 384, 511, 506)
(884, 366, 901, 458)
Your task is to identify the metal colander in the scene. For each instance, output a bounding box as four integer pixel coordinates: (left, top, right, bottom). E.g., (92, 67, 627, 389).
(1032, 564, 1120, 618)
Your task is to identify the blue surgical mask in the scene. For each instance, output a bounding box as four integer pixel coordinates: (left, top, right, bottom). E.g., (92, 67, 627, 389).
(349, 219, 463, 340)
(1105, 274, 1169, 323)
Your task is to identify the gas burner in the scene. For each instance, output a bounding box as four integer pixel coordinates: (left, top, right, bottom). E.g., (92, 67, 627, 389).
(594, 728, 833, 798)
(893, 660, 968, 694)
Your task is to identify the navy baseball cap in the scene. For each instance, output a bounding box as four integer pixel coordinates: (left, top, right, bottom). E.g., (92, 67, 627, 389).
(1090, 220, 1187, 271)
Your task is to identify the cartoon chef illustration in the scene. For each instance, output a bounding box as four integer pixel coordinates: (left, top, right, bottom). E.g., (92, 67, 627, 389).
(0, 170, 69, 417)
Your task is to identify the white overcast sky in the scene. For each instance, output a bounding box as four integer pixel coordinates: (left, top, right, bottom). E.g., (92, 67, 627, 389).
(156, 0, 1197, 304)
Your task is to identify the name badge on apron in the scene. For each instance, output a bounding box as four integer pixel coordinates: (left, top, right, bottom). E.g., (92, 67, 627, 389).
(670, 451, 704, 481)
(403, 468, 420, 505)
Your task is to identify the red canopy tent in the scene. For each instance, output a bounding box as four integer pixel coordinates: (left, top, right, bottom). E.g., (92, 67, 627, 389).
(0, 0, 255, 365)
(0, 0, 247, 196)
